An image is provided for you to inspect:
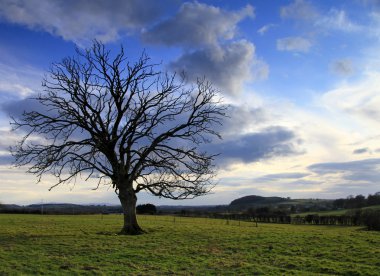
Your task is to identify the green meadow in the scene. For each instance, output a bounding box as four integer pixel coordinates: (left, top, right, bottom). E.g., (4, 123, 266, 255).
(1, 214, 379, 275)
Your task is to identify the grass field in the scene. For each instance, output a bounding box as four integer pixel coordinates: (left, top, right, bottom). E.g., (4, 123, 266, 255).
(0, 214, 379, 275)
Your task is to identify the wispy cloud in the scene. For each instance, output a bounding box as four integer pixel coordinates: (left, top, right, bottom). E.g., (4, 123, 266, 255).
(280, 0, 318, 20)
(315, 9, 362, 33)
(277, 37, 312, 53)
(308, 158, 380, 185)
(0, 62, 42, 99)
(257, 24, 276, 35)
(256, 172, 310, 181)
(0, 130, 26, 166)
(321, 72, 380, 125)
(281, 1, 361, 34)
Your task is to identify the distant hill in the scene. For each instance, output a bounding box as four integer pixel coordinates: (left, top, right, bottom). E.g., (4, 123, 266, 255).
(228, 195, 337, 213)
(230, 195, 287, 208)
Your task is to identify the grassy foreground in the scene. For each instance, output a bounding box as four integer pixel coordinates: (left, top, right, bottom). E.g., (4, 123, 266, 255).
(0, 214, 379, 275)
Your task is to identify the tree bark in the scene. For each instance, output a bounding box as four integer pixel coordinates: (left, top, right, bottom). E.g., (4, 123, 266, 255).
(118, 188, 144, 235)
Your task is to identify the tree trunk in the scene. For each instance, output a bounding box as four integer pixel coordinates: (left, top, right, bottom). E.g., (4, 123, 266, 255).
(118, 188, 144, 235)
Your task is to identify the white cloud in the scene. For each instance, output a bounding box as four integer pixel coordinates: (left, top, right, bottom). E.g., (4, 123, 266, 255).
(0, 130, 19, 150)
(280, 0, 318, 20)
(141, 2, 263, 97)
(308, 158, 380, 194)
(321, 72, 380, 126)
(169, 40, 267, 96)
(0, 62, 42, 98)
(366, 12, 380, 39)
(0, 0, 163, 44)
(142, 2, 254, 47)
(251, 59, 270, 81)
(220, 105, 269, 137)
(281, 2, 361, 34)
(0, 166, 119, 205)
(257, 24, 276, 35)
(210, 87, 371, 197)
(315, 9, 361, 33)
(277, 37, 312, 52)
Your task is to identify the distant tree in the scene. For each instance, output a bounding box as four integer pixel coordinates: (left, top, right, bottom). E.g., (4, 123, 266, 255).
(354, 195, 366, 208)
(361, 209, 380, 231)
(304, 214, 314, 224)
(367, 192, 380, 206)
(136, 204, 157, 215)
(11, 41, 226, 235)
(333, 198, 345, 209)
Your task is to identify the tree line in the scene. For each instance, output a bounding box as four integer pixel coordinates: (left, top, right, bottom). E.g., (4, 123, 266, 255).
(176, 205, 380, 231)
(292, 209, 380, 230)
(333, 192, 380, 209)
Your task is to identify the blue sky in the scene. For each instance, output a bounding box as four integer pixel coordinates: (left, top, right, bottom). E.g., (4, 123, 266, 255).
(1, 0, 380, 205)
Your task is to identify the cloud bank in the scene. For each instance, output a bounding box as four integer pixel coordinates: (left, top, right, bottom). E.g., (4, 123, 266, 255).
(169, 40, 266, 95)
(141, 2, 262, 96)
(308, 158, 380, 185)
(0, 1, 266, 97)
(142, 2, 254, 47)
(209, 127, 301, 166)
(0, 0, 164, 44)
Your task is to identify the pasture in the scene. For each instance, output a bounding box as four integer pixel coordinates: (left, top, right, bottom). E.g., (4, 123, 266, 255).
(0, 214, 379, 275)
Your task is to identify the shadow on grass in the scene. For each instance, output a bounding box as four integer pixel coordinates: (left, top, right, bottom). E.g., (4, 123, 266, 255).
(96, 231, 118, 236)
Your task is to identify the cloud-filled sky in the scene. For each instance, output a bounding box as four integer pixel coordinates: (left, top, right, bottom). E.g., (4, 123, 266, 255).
(1, 0, 380, 205)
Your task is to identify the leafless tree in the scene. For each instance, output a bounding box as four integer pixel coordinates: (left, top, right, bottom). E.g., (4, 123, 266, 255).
(11, 41, 226, 234)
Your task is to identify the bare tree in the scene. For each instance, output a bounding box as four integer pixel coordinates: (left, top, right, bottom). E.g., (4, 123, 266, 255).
(11, 41, 226, 234)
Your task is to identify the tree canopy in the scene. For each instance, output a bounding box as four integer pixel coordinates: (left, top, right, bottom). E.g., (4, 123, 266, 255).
(11, 41, 226, 234)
